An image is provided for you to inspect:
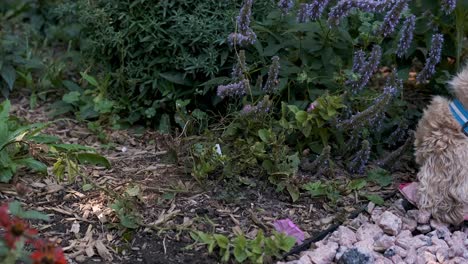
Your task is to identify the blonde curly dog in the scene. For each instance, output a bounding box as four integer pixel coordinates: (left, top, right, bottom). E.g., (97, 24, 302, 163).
(414, 65, 468, 225)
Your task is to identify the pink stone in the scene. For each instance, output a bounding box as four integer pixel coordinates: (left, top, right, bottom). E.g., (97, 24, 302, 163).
(447, 231, 467, 257)
(373, 257, 393, 264)
(430, 219, 450, 234)
(417, 210, 431, 224)
(373, 235, 395, 252)
(405, 247, 417, 264)
(370, 207, 384, 223)
(335, 246, 348, 261)
(401, 217, 417, 232)
(355, 223, 384, 241)
(307, 241, 338, 264)
(390, 254, 404, 264)
(446, 257, 468, 264)
(354, 239, 374, 252)
(395, 234, 428, 250)
(394, 246, 407, 258)
(378, 211, 402, 236)
(329, 226, 357, 247)
(423, 251, 437, 262)
(349, 214, 369, 229)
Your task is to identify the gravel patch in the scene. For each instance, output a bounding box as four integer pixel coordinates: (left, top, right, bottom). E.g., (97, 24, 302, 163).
(279, 199, 468, 264)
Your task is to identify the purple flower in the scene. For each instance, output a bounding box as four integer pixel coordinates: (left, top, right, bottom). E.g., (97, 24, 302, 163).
(416, 33, 444, 83)
(441, 0, 457, 15)
(307, 101, 318, 112)
(377, 0, 408, 37)
(352, 50, 366, 72)
(217, 80, 247, 99)
(348, 140, 371, 174)
(396, 15, 416, 58)
(241, 96, 272, 116)
(263, 56, 281, 93)
(308, 0, 331, 20)
(228, 31, 257, 47)
(297, 3, 311, 23)
(278, 0, 295, 15)
(273, 219, 304, 244)
(228, 0, 257, 47)
(346, 45, 382, 93)
(340, 71, 401, 131)
(328, 0, 389, 26)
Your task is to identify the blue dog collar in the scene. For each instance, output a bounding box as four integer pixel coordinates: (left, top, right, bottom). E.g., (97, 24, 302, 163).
(449, 99, 468, 136)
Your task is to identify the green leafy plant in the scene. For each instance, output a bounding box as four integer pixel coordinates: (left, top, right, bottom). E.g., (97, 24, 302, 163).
(0, 99, 110, 183)
(190, 230, 295, 263)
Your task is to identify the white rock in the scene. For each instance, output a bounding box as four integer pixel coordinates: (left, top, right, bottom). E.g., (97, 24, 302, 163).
(356, 223, 384, 241)
(378, 211, 402, 236)
(329, 226, 357, 247)
(373, 235, 395, 252)
(307, 241, 339, 264)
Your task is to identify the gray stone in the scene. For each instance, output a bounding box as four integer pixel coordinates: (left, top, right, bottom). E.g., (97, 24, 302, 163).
(373, 235, 395, 252)
(308, 241, 339, 264)
(337, 248, 373, 264)
(416, 224, 432, 234)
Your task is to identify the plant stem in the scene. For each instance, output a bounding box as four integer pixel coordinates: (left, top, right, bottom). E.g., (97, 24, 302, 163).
(455, 5, 465, 71)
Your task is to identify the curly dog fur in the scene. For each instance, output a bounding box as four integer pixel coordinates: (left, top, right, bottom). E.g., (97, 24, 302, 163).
(414, 66, 468, 225)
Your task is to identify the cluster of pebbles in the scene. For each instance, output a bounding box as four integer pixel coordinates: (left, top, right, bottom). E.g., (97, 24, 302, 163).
(279, 199, 468, 264)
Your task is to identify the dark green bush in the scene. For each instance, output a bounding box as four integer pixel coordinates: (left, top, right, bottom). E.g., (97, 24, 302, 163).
(55, 0, 276, 127)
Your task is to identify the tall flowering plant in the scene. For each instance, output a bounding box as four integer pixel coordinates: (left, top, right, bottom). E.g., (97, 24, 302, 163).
(0, 202, 67, 264)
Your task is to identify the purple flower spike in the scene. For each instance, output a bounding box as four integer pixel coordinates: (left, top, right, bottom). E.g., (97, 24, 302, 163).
(273, 218, 305, 244)
(416, 33, 444, 83)
(228, 0, 257, 47)
(377, 0, 408, 37)
(396, 15, 416, 58)
(278, 0, 295, 15)
(441, 0, 457, 15)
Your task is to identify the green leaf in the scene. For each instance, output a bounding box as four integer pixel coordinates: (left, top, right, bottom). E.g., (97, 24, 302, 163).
(82, 184, 93, 191)
(287, 185, 300, 202)
(19, 210, 50, 221)
(0, 168, 14, 183)
(29, 134, 61, 144)
(295, 111, 308, 123)
(159, 72, 191, 86)
(278, 235, 296, 252)
(51, 144, 95, 152)
(214, 234, 229, 249)
(15, 158, 47, 174)
(1, 65, 16, 91)
(257, 129, 271, 143)
(348, 179, 367, 191)
(62, 91, 81, 104)
(221, 244, 231, 262)
(119, 214, 139, 229)
(80, 72, 99, 87)
(367, 168, 392, 187)
(7, 201, 49, 221)
(75, 153, 111, 168)
(364, 194, 385, 205)
(233, 236, 248, 263)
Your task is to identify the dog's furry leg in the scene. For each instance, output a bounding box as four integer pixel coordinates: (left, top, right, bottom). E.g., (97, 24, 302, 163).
(417, 152, 468, 225)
